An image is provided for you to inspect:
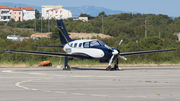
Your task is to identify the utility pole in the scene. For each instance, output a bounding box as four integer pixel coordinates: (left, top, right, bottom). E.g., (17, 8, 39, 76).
(35, 14, 36, 41)
(48, 13, 50, 38)
(41, 15, 42, 38)
(145, 17, 147, 38)
(102, 15, 104, 38)
(14, 31, 16, 41)
(159, 32, 160, 38)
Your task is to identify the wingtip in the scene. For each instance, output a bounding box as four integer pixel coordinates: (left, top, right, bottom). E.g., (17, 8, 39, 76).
(3, 50, 10, 53)
(33, 45, 38, 47)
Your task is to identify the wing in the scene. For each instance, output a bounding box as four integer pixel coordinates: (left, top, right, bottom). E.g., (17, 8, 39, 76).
(33, 45, 64, 48)
(120, 49, 177, 56)
(4, 50, 90, 59)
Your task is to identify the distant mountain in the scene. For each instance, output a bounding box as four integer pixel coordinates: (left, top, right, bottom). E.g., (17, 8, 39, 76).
(0, 2, 132, 17)
(64, 5, 130, 17)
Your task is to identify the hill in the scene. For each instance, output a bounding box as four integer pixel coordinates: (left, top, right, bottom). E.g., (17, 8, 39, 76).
(0, 2, 131, 17)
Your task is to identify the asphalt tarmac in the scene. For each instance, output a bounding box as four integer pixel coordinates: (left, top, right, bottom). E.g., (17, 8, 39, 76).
(0, 66, 180, 101)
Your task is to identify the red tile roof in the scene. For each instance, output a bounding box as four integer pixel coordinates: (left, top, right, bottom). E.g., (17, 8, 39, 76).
(9, 7, 22, 11)
(0, 5, 9, 9)
(20, 7, 34, 11)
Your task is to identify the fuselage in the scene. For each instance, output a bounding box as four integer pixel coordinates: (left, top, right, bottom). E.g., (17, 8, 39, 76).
(63, 39, 117, 61)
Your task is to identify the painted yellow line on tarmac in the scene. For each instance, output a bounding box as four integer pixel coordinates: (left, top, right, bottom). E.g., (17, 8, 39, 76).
(31, 89, 38, 91)
(43, 90, 52, 93)
(126, 96, 148, 98)
(29, 73, 47, 75)
(15, 80, 40, 91)
(54, 91, 67, 94)
(72, 75, 92, 77)
(1, 70, 12, 73)
(91, 94, 108, 97)
(1, 70, 119, 78)
(97, 76, 118, 77)
(23, 87, 30, 90)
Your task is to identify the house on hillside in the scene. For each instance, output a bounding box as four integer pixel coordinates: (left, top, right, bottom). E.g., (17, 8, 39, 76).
(20, 7, 35, 20)
(42, 5, 72, 19)
(0, 5, 11, 22)
(9, 7, 23, 21)
(0, 5, 35, 22)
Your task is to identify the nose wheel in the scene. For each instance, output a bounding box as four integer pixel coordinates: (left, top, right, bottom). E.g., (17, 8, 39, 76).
(106, 65, 120, 71)
(105, 40, 126, 71)
(106, 66, 112, 71)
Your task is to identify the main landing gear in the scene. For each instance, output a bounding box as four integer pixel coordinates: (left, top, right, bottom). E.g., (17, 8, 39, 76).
(63, 57, 71, 70)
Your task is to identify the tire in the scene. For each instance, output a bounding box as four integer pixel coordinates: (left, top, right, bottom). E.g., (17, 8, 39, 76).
(48, 63, 52, 66)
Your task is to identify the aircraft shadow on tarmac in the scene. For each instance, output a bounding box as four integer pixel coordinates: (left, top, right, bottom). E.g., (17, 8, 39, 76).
(71, 67, 107, 71)
(13, 66, 180, 72)
(121, 67, 180, 71)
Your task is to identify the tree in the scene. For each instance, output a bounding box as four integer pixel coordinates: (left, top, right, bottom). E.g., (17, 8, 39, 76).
(98, 11, 107, 17)
(7, 19, 15, 27)
(35, 9, 41, 19)
(79, 13, 94, 20)
(0, 21, 4, 25)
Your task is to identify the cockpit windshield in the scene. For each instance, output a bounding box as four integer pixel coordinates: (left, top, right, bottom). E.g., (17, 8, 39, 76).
(90, 41, 100, 47)
(98, 40, 106, 46)
(84, 40, 106, 48)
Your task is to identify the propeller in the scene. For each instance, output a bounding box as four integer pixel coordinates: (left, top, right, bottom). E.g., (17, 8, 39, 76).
(105, 45, 113, 51)
(106, 39, 127, 69)
(117, 40, 123, 49)
(117, 40, 127, 61)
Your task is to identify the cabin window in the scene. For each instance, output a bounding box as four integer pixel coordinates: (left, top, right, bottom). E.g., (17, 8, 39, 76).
(84, 42, 89, 48)
(79, 43, 82, 47)
(74, 43, 77, 47)
(90, 41, 100, 47)
(70, 43, 73, 47)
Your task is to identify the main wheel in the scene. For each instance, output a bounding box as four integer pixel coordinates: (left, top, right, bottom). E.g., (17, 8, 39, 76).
(106, 66, 112, 71)
(66, 65, 71, 70)
(48, 63, 52, 66)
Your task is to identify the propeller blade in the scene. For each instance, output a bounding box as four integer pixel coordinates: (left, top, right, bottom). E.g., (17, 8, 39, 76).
(105, 45, 113, 51)
(117, 40, 123, 49)
(109, 55, 115, 66)
(119, 55, 127, 60)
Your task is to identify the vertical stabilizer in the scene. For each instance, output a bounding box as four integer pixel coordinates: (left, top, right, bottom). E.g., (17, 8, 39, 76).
(57, 20, 73, 44)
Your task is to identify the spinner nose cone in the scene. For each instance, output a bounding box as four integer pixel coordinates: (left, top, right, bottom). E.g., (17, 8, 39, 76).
(112, 49, 118, 55)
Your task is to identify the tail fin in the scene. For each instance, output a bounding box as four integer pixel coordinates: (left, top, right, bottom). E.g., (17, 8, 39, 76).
(57, 20, 73, 44)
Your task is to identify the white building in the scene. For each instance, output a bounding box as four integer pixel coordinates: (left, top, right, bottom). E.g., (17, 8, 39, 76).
(0, 5, 11, 22)
(42, 5, 72, 19)
(20, 7, 35, 20)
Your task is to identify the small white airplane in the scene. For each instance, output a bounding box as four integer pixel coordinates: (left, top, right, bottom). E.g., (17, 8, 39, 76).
(4, 20, 177, 70)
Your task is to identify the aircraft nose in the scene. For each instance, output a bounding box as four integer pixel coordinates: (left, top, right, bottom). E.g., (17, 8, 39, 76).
(112, 49, 118, 55)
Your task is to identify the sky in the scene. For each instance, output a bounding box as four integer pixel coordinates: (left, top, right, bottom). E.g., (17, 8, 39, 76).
(2, 0, 180, 17)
